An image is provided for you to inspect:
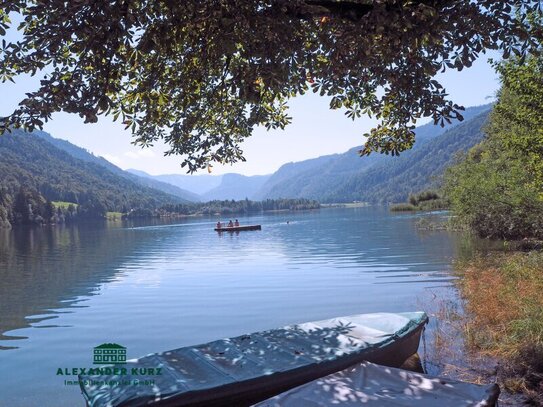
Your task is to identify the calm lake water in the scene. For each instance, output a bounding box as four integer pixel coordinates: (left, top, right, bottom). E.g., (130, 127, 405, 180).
(0, 206, 473, 406)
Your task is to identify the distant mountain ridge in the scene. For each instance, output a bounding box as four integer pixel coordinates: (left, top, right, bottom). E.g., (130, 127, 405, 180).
(127, 170, 222, 196)
(201, 173, 271, 200)
(126, 104, 492, 203)
(128, 170, 271, 200)
(253, 104, 492, 203)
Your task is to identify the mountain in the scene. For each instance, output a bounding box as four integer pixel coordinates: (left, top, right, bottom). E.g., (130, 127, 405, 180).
(0, 130, 186, 212)
(127, 170, 272, 200)
(201, 173, 271, 200)
(331, 111, 489, 203)
(254, 104, 492, 203)
(127, 170, 222, 195)
(36, 132, 199, 202)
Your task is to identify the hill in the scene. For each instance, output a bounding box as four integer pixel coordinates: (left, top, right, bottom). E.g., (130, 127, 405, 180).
(0, 130, 186, 225)
(36, 132, 199, 202)
(254, 105, 491, 203)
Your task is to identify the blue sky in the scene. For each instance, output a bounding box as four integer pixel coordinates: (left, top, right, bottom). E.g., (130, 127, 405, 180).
(0, 52, 499, 176)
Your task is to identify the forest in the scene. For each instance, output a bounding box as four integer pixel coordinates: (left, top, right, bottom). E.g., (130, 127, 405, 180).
(0, 183, 319, 227)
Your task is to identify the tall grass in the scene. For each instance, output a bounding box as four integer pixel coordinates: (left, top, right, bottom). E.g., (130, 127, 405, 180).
(456, 251, 543, 402)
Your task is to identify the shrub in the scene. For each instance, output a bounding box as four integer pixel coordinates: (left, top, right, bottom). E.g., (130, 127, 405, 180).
(389, 203, 418, 212)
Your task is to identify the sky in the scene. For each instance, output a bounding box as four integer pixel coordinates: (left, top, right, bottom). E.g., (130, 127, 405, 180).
(0, 52, 500, 176)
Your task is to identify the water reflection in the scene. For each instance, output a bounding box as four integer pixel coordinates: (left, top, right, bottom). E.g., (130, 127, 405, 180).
(0, 223, 147, 346)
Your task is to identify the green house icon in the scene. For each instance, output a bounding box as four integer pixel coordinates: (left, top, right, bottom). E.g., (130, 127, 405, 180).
(93, 343, 127, 365)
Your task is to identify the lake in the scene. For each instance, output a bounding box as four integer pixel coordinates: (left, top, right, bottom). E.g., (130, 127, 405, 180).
(0, 206, 471, 406)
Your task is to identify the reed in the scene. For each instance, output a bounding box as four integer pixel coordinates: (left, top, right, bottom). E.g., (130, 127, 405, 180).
(455, 251, 543, 403)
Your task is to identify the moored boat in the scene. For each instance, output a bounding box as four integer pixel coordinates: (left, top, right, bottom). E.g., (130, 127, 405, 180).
(80, 312, 428, 407)
(254, 361, 500, 407)
(215, 224, 261, 232)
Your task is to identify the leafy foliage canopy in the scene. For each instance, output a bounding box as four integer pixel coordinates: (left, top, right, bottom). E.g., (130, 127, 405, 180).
(1, 1, 541, 171)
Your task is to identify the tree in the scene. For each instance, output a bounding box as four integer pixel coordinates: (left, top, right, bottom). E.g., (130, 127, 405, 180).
(43, 200, 55, 222)
(0, 187, 11, 227)
(1, 1, 542, 172)
(488, 57, 543, 189)
(445, 145, 543, 239)
(12, 188, 31, 225)
(444, 54, 543, 240)
(78, 199, 107, 219)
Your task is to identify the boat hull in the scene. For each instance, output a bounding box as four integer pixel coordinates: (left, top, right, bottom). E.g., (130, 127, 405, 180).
(214, 225, 261, 232)
(80, 312, 428, 407)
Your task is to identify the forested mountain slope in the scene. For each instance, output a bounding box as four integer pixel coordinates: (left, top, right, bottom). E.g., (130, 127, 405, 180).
(0, 130, 184, 218)
(255, 105, 491, 203)
(36, 132, 199, 202)
(332, 111, 489, 203)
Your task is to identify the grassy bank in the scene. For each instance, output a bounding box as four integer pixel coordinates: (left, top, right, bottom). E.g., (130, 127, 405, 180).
(456, 251, 543, 403)
(52, 201, 79, 209)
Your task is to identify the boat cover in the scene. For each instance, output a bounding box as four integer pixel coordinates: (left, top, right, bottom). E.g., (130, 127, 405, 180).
(254, 361, 500, 407)
(80, 312, 428, 407)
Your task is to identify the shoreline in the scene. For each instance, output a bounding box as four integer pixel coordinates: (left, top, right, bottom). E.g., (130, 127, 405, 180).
(320, 202, 370, 208)
(425, 248, 543, 405)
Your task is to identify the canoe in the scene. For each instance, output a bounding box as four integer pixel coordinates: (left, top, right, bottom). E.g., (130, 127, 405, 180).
(254, 361, 500, 407)
(214, 224, 261, 232)
(79, 312, 428, 407)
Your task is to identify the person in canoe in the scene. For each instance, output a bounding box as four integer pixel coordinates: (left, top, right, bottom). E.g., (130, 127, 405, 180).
(234, 219, 239, 227)
(228, 220, 234, 227)
(216, 221, 222, 229)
